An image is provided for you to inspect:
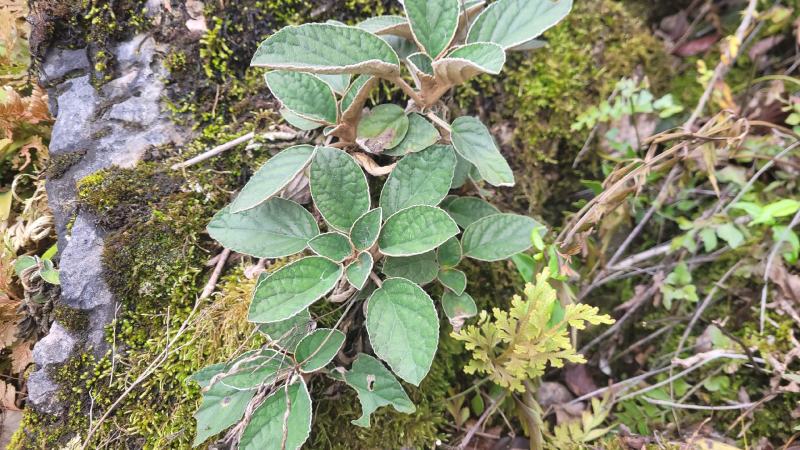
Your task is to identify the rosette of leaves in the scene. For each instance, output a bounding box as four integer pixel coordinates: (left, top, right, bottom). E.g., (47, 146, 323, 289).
(190, 0, 573, 448)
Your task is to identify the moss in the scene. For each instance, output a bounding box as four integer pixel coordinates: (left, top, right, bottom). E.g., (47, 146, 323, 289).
(45, 149, 86, 179)
(51, 304, 89, 333)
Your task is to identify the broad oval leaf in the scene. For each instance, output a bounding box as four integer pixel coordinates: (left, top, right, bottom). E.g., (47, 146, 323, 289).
(350, 208, 383, 252)
(346, 252, 374, 290)
(344, 353, 415, 427)
(308, 232, 352, 262)
(221, 349, 293, 390)
(249, 257, 343, 323)
(384, 113, 440, 157)
(379, 145, 456, 216)
(310, 147, 370, 231)
(441, 290, 477, 331)
(239, 381, 312, 450)
(381, 251, 439, 285)
(442, 196, 500, 228)
(450, 154, 473, 189)
(265, 71, 338, 124)
(295, 329, 346, 373)
(462, 213, 542, 261)
(193, 382, 254, 446)
(188, 363, 226, 389)
(366, 278, 439, 385)
(357, 104, 410, 152)
(258, 309, 313, 351)
(231, 145, 316, 212)
(208, 198, 319, 258)
(450, 116, 514, 187)
(378, 206, 459, 256)
(467, 0, 572, 49)
(404, 0, 460, 58)
(357, 15, 411, 39)
(433, 42, 506, 85)
(281, 108, 325, 131)
(438, 268, 467, 295)
(252, 23, 401, 76)
(437, 236, 462, 268)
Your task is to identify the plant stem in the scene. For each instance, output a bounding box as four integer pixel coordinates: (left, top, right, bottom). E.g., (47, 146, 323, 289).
(388, 76, 425, 106)
(521, 380, 544, 450)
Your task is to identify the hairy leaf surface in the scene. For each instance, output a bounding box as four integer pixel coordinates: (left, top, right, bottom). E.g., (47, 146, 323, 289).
(467, 0, 572, 49)
(265, 71, 338, 124)
(231, 145, 316, 212)
(239, 381, 312, 450)
(310, 147, 370, 231)
(442, 196, 500, 228)
(295, 329, 346, 372)
(308, 232, 352, 262)
(462, 213, 542, 261)
(346, 252, 374, 290)
(381, 251, 439, 285)
(450, 116, 514, 187)
(404, 0, 460, 58)
(344, 354, 415, 427)
(350, 208, 383, 251)
(384, 113, 439, 156)
(379, 206, 459, 256)
(379, 145, 456, 216)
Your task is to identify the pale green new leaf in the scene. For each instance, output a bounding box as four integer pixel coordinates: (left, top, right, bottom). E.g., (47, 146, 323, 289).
(249, 257, 343, 323)
(450, 116, 514, 187)
(442, 196, 500, 228)
(265, 71, 337, 124)
(366, 278, 439, 385)
(344, 353, 415, 427)
(193, 383, 254, 446)
(239, 381, 312, 450)
(716, 223, 745, 249)
(433, 42, 506, 85)
(357, 104, 410, 152)
(462, 213, 542, 261)
(317, 73, 351, 94)
(442, 290, 477, 327)
(379, 206, 459, 256)
(404, 0, 460, 58)
(384, 114, 440, 156)
(379, 145, 456, 216)
(382, 251, 439, 285)
(251, 23, 400, 76)
(438, 268, 467, 295)
(295, 329, 346, 373)
(437, 236, 462, 267)
(208, 198, 319, 258)
(231, 145, 316, 212)
(346, 252, 374, 290)
(258, 309, 313, 351)
(310, 147, 371, 231)
(405, 52, 434, 77)
(467, 0, 573, 49)
(350, 208, 383, 251)
(308, 232, 352, 262)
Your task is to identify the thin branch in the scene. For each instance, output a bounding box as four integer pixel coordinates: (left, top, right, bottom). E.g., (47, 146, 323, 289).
(388, 76, 425, 106)
(458, 392, 507, 450)
(199, 248, 231, 300)
(641, 396, 756, 411)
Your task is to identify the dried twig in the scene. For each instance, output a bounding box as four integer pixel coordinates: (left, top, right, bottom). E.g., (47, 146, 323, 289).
(199, 248, 231, 300)
(171, 130, 298, 170)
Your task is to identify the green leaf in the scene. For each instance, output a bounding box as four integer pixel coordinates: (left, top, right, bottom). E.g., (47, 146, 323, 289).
(442, 196, 500, 228)
(450, 154, 473, 189)
(258, 309, 313, 351)
(382, 251, 439, 285)
(433, 43, 506, 85)
(220, 349, 293, 390)
(467, 0, 573, 49)
(366, 278, 439, 385)
(239, 381, 312, 450)
(295, 329, 346, 373)
(381, 35, 419, 60)
(13, 256, 37, 276)
(438, 268, 466, 295)
(350, 208, 383, 251)
(265, 71, 338, 124)
(462, 213, 541, 261)
(231, 145, 316, 212)
(356, 104, 410, 152)
(404, 0, 460, 58)
(450, 116, 514, 187)
(40, 260, 60, 285)
(346, 252, 374, 290)
(317, 73, 351, 94)
(379, 206, 459, 256)
(251, 23, 400, 76)
(379, 145, 456, 216)
(441, 291, 477, 329)
(700, 227, 718, 253)
(341, 75, 376, 116)
(384, 114, 440, 156)
(437, 236, 462, 268)
(511, 253, 536, 282)
(310, 147, 370, 231)
(0, 191, 11, 221)
(208, 198, 319, 258)
(406, 52, 434, 77)
(193, 383, 254, 446)
(249, 257, 343, 323)
(716, 223, 745, 249)
(508, 38, 547, 52)
(755, 199, 800, 225)
(357, 16, 409, 36)
(188, 363, 226, 389)
(308, 232, 352, 262)
(280, 108, 324, 130)
(344, 353, 415, 427)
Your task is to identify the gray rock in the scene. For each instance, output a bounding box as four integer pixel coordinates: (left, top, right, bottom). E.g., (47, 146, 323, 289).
(25, 371, 61, 414)
(59, 212, 113, 310)
(48, 75, 98, 155)
(40, 47, 90, 87)
(32, 322, 76, 367)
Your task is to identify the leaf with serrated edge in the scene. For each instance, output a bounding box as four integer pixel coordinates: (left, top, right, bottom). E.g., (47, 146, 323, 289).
(450, 116, 514, 187)
(193, 382, 254, 446)
(379, 206, 459, 256)
(462, 213, 543, 261)
(384, 114, 440, 157)
(344, 353, 415, 427)
(258, 309, 313, 351)
(442, 196, 500, 228)
(467, 0, 572, 49)
(252, 23, 400, 76)
(438, 268, 466, 295)
(404, 0, 460, 58)
(437, 237, 462, 267)
(382, 251, 439, 285)
(350, 208, 383, 252)
(295, 329, 346, 373)
(346, 252, 374, 290)
(366, 278, 439, 385)
(231, 145, 316, 212)
(265, 71, 338, 124)
(281, 108, 325, 131)
(308, 232, 352, 262)
(379, 145, 456, 216)
(310, 147, 370, 231)
(209, 198, 319, 258)
(357, 104, 410, 151)
(433, 42, 506, 85)
(239, 381, 312, 450)
(249, 257, 342, 323)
